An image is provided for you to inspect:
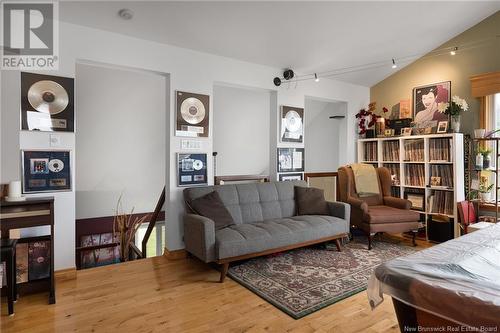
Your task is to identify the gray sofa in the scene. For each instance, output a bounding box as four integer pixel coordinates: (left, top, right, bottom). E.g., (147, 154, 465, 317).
(183, 180, 350, 282)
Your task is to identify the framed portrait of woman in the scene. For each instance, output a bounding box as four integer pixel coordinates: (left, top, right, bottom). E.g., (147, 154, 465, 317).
(412, 81, 451, 129)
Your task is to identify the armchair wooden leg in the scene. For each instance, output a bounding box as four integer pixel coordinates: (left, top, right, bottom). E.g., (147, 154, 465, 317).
(219, 263, 229, 283)
(367, 233, 375, 250)
(334, 238, 342, 252)
(411, 230, 418, 247)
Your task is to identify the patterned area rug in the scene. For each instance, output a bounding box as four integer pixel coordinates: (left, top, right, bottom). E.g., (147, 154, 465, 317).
(227, 239, 417, 319)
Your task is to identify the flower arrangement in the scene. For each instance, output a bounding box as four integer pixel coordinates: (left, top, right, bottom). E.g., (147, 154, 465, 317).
(355, 102, 388, 135)
(439, 95, 469, 116)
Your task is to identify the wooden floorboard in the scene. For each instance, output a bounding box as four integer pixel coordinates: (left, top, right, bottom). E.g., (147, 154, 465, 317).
(1, 237, 427, 332)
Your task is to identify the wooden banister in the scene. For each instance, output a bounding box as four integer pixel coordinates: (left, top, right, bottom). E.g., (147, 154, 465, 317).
(215, 175, 270, 185)
(141, 187, 166, 258)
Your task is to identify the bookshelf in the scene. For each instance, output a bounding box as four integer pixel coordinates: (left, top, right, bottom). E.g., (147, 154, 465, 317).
(357, 133, 465, 241)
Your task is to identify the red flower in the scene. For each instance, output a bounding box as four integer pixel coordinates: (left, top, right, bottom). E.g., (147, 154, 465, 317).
(383, 107, 388, 113)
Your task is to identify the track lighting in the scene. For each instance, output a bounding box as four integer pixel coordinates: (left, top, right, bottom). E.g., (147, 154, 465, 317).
(450, 47, 458, 55)
(314, 73, 319, 82)
(392, 59, 397, 69)
(273, 77, 282, 86)
(118, 8, 134, 20)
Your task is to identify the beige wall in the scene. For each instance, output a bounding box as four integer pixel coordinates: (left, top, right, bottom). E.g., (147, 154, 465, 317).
(371, 11, 500, 135)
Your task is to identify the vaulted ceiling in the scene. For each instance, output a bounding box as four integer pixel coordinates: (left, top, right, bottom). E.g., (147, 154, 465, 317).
(60, 1, 500, 87)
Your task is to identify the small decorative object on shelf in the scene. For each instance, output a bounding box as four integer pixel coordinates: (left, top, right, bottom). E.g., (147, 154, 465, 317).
(474, 129, 486, 138)
(475, 152, 484, 170)
(478, 146, 492, 169)
(355, 102, 389, 138)
(442, 95, 469, 133)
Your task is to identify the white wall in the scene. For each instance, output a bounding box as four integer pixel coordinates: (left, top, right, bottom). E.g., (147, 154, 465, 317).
(213, 84, 271, 176)
(75, 62, 166, 219)
(304, 98, 347, 172)
(0, 20, 369, 270)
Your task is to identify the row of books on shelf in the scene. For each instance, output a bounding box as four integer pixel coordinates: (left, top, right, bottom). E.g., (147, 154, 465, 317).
(429, 164, 453, 188)
(404, 164, 425, 187)
(363, 142, 377, 161)
(429, 138, 452, 162)
(382, 141, 400, 161)
(403, 188, 454, 216)
(404, 140, 424, 162)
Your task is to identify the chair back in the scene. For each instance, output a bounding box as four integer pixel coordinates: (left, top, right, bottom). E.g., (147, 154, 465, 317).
(337, 165, 393, 206)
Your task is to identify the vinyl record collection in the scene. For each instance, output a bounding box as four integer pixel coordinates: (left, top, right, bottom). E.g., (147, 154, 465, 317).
(363, 142, 378, 161)
(404, 164, 425, 187)
(404, 139, 424, 161)
(430, 164, 454, 188)
(428, 190, 454, 216)
(429, 138, 452, 162)
(383, 163, 400, 185)
(14, 239, 51, 284)
(382, 141, 400, 161)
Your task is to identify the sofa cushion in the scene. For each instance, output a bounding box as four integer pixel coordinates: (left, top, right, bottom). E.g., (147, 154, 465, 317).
(190, 191, 235, 230)
(215, 215, 348, 259)
(295, 186, 330, 215)
(366, 205, 421, 224)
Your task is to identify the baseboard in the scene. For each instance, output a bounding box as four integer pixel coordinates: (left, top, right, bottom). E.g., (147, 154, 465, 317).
(55, 267, 77, 281)
(163, 247, 187, 260)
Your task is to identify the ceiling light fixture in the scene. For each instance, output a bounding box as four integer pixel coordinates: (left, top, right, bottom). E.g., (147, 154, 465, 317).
(391, 59, 397, 69)
(314, 73, 319, 82)
(118, 8, 134, 20)
(450, 46, 458, 55)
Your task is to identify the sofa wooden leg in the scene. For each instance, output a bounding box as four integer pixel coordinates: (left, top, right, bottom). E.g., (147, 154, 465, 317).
(412, 230, 418, 247)
(368, 234, 373, 250)
(219, 263, 229, 283)
(334, 238, 342, 252)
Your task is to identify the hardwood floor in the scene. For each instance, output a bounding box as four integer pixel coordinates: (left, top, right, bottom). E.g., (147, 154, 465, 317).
(1, 238, 424, 333)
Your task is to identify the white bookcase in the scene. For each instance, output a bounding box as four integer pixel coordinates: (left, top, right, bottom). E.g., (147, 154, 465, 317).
(357, 133, 465, 240)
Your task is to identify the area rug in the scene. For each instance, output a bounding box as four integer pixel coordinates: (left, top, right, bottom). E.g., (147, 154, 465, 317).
(227, 239, 417, 319)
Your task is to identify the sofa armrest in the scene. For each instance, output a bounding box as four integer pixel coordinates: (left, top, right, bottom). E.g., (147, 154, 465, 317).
(184, 214, 216, 263)
(327, 201, 351, 221)
(384, 196, 411, 210)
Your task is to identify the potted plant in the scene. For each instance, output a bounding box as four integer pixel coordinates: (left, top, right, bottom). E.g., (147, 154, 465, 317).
(440, 95, 469, 132)
(478, 146, 493, 169)
(478, 182, 494, 202)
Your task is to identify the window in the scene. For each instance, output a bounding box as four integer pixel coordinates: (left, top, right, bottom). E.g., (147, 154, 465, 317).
(493, 94, 500, 130)
(135, 221, 165, 258)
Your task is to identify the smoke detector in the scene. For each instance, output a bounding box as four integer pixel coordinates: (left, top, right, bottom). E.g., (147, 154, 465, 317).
(118, 8, 133, 20)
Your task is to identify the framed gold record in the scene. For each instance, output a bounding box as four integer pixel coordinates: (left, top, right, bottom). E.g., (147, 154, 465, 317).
(280, 105, 304, 143)
(21, 72, 74, 132)
(176, 91, 209, 137)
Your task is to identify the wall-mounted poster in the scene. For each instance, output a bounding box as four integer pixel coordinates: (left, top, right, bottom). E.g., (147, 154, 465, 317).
(277, 148, 304, 172)
(28, 240, 50, 281)
(413, 81, 450, 129)
(279, 173, 303, 181)
(21, 72, 74, 132)
(176, 91, 210, 137)
(280, 105, 304, 143)
(177, 153, 208, 187)
(22, 150, 71, 193)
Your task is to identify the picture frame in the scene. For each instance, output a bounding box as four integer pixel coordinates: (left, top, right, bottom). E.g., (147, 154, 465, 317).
(277, 148, 304, 172)
(384, 129, 394, 137)
(22, 150, 72, 193)
(280, 105, 304, 143)
(401, 127, 412, 136)
(430, 176, 442, 186)
(436, 121, 449, 133)
(177, 153, 208, 187)
(175, 91, 210, 137)
(412, 81, 451, 129)
(405, 193, 425, 211)
(278, 173, 303, 181)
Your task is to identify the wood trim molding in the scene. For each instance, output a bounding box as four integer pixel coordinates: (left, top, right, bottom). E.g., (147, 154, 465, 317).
(163, 247, 187, 260)
(215, 174, 270, 185)
(470, 71, 500, 98)
(55, 267, 77, 282)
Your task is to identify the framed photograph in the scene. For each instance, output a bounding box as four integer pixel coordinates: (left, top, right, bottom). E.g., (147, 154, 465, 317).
(430, 176, 442, 186)
(399, 99, 412, 119)
(280, 106, 304, 143)
(436, 121, 449, 133)
(384, 129, 394, 137)
(413, 81, 450, 129)
(177, 153, 208, 187)
(405, 193, 425, 211)
(21, 72, 75, 132)
(277, 148, 304, 172)
(401, 127, 412, 136)
(278, 173, 303, 181)
(176, 91, 209, 137)
(22, 150, 71, 193)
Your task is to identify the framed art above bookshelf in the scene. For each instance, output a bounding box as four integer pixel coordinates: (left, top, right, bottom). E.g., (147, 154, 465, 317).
(357, 133, 465, 241)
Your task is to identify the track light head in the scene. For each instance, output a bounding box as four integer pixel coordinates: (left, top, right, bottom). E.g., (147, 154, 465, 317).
(273, 77, 282, 87)
(283, 69, 294, 80)
(391, 58, 397, 69)
(118, 8, 134, 20)
(314, 73, 319, 82)
(450, 46, 458, 55)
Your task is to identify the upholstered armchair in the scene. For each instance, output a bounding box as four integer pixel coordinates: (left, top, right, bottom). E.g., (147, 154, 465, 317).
(337, 166, 420, 249)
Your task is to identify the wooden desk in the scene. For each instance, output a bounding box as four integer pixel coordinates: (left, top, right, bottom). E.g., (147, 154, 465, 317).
(0, 197, 55, 304)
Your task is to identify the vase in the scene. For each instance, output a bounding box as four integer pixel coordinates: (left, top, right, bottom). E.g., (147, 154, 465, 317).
(483, 155, 491, 169)
(475, 153, 483, 170)
(450, 115, 461, 133)
(480, 191, 491, 202)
